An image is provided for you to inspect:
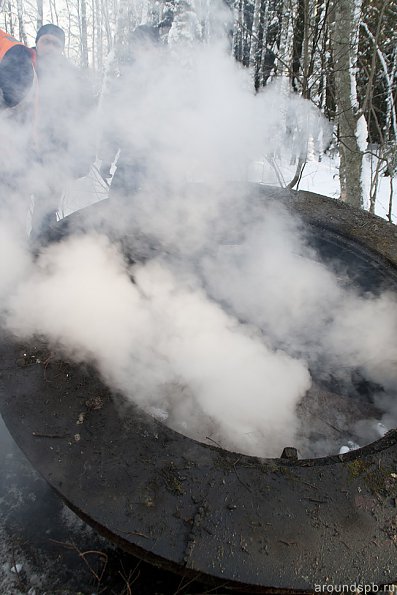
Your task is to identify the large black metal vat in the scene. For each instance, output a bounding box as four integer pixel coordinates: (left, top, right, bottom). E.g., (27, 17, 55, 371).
(1, 185, 397, 593)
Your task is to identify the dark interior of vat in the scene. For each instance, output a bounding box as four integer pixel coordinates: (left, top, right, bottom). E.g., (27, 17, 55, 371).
(34, 192, 397, 461)
(128, 222, 397, 460)
(297, 226, 397, 457)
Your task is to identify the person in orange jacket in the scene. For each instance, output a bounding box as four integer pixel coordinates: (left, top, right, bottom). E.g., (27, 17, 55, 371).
(0, 30, 35, 109)
(0, 31, 37, 236)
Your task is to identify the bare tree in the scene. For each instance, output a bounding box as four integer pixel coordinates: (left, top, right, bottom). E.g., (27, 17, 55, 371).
(80, 0, 89, 67)
(329, 0, 365, 208)
(16, 0, 28, 43)
(250, 0, 270, 91)
(36, 0, 43, 30)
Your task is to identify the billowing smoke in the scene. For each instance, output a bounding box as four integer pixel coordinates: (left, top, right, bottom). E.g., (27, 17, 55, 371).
(200, 203, 397, 390)
(4, 234, 310, 456)
(0, 11, 396, 458)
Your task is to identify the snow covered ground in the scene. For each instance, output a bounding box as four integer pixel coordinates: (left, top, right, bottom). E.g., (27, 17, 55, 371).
(251, 152, 397, 223)
(62, 152, 397, 225)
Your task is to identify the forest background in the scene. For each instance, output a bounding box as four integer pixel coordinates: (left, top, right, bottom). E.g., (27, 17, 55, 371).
(0, 0, 396, 221)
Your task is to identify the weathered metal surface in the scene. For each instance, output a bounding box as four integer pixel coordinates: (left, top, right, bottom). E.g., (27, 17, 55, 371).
(1, 186, 397, 592)
(292, 188, 397, 264)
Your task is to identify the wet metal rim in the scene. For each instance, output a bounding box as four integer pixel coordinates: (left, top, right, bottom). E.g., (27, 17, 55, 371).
(1, 186, 397, 593)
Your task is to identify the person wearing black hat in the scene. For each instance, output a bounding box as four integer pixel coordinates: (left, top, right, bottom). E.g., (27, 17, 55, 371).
(30, 23, 95, 242)
(35, 24, 65, 58)
(0, 34, 37, 235)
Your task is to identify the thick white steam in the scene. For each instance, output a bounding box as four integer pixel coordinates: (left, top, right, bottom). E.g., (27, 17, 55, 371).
(0, 27, 396, 457)
(5, 234, 311, 456)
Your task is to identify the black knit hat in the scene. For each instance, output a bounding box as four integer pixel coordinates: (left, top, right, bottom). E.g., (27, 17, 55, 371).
(0, 45, 34, 107)
(36, 24, 65, 48)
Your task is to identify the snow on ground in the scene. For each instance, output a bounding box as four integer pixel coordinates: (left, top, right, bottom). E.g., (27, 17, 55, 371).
(251, 151, 396, 223)
(279, 153, 341, 199)
(62, 152, 397, 225)
(271, 152, 397, 223)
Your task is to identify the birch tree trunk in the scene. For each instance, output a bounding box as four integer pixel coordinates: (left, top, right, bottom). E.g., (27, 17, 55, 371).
(65, 0, 72, 55)
(37, 0, 43, 31)
(7, 1, 14, 36)
(330, 0, 365, 208)
(115, 0, 131, 60)
(80, 0, 89, 68)
(250, 0, 269, 91)
(50, 0, 59, 26)
(102, 0, 113, 51)
(49, 0, 55, 25)
(91, 0, 95, 69)
(96, 0, 104, 72)
(277, 0, 297, 77)
(16, 0, 27, 44)
(232, 0, 244, 62)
